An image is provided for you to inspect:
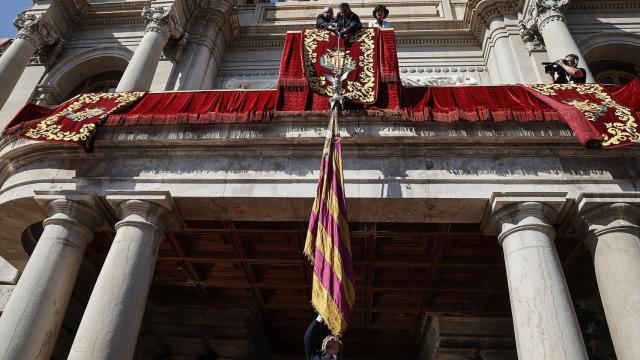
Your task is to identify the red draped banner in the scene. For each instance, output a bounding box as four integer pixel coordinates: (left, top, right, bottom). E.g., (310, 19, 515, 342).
(276, 29, 401, 114)
(5, 92, 144, 148)
(525, 83, 640, 147)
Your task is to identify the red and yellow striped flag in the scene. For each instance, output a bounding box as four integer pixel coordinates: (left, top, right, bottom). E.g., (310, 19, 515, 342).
(304, 122, 355, 335)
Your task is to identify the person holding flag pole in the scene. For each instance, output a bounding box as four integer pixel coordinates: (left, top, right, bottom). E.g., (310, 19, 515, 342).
(303, 23, 355, 360)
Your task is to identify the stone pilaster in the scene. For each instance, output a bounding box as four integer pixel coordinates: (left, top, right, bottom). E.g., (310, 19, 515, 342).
(577, 193, 640, 360)
(485, 193, 588, 360)
(181, 14, 224, 90)
(486, 16, 522, 84)
(0, 12, 58, 109)
(519, 0, 594, 82)
(67, 191, 181, 360)
(0, 192, 103, 360)
(116, 6, 184, 92)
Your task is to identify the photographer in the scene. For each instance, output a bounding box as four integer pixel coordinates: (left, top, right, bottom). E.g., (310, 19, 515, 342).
(545, 54, 586, 84)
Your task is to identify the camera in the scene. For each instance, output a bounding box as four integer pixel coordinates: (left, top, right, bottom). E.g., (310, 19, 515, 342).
(542, 60, 566, 74)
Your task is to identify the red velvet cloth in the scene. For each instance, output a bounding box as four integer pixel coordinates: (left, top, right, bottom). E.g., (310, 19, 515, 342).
(105, 90, 276, 126)
(378, 29, 400, 83)
(400, 85, 562, 123)
(277, 31, 306, 89)
(3, 102, 59, 135)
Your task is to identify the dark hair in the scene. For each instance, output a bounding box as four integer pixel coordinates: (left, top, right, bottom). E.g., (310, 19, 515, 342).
(566, 53, 579, 61)
(339, 3, 350, 9)
(372, 4, 389, 19)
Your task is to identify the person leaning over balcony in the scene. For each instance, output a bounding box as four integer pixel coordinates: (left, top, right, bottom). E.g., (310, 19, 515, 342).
(335, 3, 362, 37)
(316, 7, 335, 30)
(368, 4, 390, 28)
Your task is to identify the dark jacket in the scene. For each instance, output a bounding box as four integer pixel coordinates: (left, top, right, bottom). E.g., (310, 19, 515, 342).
(316, 14, 334, 30)
(553, 67, 587, 84)
(305, 319, 340, 360)
(335, 11, 362, 36)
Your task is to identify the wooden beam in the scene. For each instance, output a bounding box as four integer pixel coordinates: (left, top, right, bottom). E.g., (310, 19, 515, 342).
(167, 233, 211, 299)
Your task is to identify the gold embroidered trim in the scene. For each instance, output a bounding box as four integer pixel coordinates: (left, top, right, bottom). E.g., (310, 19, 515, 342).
(24, 92, 145, 142)
(303, 29, 376, 103)
(343, 29, 375, 104)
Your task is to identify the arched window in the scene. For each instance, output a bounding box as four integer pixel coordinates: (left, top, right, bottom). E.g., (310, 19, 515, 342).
(37, 50, 131, 106)
(68, 71, 123, 97)
(590, 61, 638, 86)
(585, 42, 640, 85)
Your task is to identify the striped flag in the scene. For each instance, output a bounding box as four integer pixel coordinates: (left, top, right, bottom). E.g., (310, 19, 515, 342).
(304, 119, 355, 335)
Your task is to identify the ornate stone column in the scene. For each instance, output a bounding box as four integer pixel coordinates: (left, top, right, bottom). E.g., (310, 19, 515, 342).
(486, 193, 588, 360)
(519, 0, 594, 82)
(0, 12, 57, 109)
(0, 192, 103, 360)
(577, 193, 640, 360)
(67, 192, 180, 360)
(116, 7, 182, 92)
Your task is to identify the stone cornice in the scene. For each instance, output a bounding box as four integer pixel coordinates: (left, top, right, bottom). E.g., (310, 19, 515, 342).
(230, 27, 477, 50)
(462, 0, 524, 40)
(567, 0, 640, 11)
(54, 0, 89, 29)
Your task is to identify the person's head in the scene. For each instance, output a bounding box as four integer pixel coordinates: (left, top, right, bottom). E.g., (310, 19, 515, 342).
(564, 54, 579, 67)
(323, 7, 334, 18)
(339, 3, 351, 16)
(373, 4, 389, 21)
(321, 335, 343, 356)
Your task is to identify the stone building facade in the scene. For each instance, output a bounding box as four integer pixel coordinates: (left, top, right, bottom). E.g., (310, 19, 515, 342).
(0, 0, 639, 359)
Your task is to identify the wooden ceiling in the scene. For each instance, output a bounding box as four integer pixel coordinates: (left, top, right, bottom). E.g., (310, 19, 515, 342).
(83, 221, 595, 359)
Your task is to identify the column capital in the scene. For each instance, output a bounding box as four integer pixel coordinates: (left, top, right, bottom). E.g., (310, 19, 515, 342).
(13, 12, 58, 49)
(106, 191, 183, 233)
(142, 6, 184, 40)
(483, 192, 568, 241)
(576, 193, 640, 252)
(33, 190, 108, 234)
(519, 0, 568, 39)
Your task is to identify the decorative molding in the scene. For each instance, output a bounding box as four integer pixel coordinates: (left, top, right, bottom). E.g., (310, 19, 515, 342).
(402, 75, 479, 87)
(218, 70, 279, 77)
(37, 40, 66, 69)
(400, 66, 486, 74)
(163, 32, 189, 63)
